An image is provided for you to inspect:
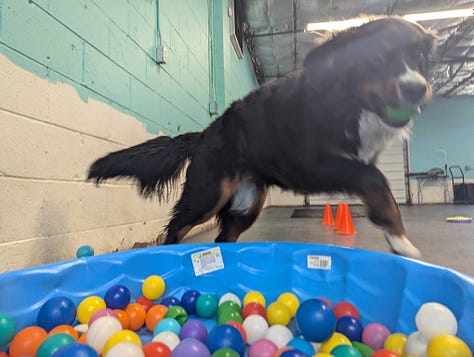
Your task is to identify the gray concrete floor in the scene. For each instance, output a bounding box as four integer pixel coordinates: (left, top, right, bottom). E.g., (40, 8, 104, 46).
(183, 204, 474, 277)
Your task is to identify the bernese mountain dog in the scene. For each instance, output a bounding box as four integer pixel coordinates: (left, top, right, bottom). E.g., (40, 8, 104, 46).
(88, 17, 438, 259)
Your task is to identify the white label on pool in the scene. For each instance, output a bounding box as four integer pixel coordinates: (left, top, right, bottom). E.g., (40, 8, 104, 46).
(191, 247, 225, 276)
(307, 255, 332, 270)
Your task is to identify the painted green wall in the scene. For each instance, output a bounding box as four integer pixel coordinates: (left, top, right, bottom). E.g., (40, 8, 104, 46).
(409, 96, 474, 179)
(0, 0, 257, 134)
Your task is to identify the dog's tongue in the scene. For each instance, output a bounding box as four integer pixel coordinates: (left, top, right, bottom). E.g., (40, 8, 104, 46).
(386, 106, 420, 122)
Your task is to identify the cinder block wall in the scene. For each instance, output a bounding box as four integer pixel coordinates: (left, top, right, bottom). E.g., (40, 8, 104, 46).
(0, 0, 258, 272)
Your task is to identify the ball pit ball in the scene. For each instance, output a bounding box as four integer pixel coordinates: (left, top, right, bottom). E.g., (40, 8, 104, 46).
(181, 290, 201, 314)
(281, 350, 311, 357)
(50, 343, 99, 357)
(137, 295, 155, 311)
(154, 317, 182, 336)
(218, 300, 242, 315)
(87, 316, 123, 354)
(415, 302, 458, 340)
(333, 301, 360, 320)
(206, 324, 245, 356)
(242, 302, 267, 319)
(142, 341, 172, 357)
(361, 323, 391, 350)
(314, 354, 334, 357)
(295, 298, 336, 342)
(242, 314, 269, 344)
(263, 324, 293, 348)
(88, 308, 117, 326)
(218, 293, 242, 308)
(76, 245, 94, 258)
(336, 316, 363, 341)
(320, 332, 351, 353)
(405, 331, 428, 356)
(77, 296, 106, 324)
(37, 296, 77, 332)
(172, 338, 211, 357)
(152, 331, 180, 351)
(266, 301, 291, 326)
(35, 333, 76, 357)
(164, 305, 188, 326)
(104, 285, 131, 310)
(371, 351, 400, 357)
(48, 324, 79, 340)
(104, 341, 145, 357)
(146, 304, 168, 332)
(225, 321, 247, 344)
(274, 347, 293, 356)
(142, 275, 166, 300)
(351, 341, 374, 356)
(8, 326, 47, 357)
(161, 296, 181, 308)
(211, 347, 240, 357)
(125, 302, 147, 331)
(426, 334, 473, 357)
(243, 291, 266, 308)
(331, 344, 363, 357)
(102, 329, 142, 356)
(179, 319, 208, 342)
(383, 333, 407, 355)
(113, 309, 131, 329)
(248, 338, 278, 357)
(277, 292, 300, 318)
(0, 312, 16, 346)
(217, 309, 243, 325)
(287, 337, 315, 356)
(196, 293, 219, 318)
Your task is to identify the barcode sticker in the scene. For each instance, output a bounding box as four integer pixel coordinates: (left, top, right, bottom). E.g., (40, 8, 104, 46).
(191, 247, 225, 276)
(307, 255, 332, 270)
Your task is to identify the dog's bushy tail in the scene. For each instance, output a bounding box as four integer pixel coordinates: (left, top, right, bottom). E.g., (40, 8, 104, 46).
(88, 132, 201, 200)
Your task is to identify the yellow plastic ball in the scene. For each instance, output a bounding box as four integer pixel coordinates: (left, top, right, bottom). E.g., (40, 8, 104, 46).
(384, 333, 408, 355)
(426, 334, 472, 357)
(314, 354, 334, 357)
(277, 292, 300, 318)
(320, 332, 351, 353)
(243, 291, 266, 308)
(266, 301, 291, 326)
(102, 329, 142, 356)
(142, 275, 166, 300)
(77, 296, 106, 324)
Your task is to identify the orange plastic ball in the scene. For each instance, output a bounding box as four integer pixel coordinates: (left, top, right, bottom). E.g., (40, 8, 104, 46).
(0, 352, 8, 357)
(113, 309, 131, 330)
(48, 324, 78, 340)
(125, 303, 147, 331)
(146, 304, 168, 332)
(274, 346, 293, 357)
(78, 331, 87, 344)
(9, 326, 47, 357)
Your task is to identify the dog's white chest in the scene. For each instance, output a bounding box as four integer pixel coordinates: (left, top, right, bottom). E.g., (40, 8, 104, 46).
(356, 110, 408, 164)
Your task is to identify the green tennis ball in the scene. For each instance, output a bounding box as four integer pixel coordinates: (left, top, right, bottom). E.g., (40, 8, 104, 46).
(386, 106, 418, 122)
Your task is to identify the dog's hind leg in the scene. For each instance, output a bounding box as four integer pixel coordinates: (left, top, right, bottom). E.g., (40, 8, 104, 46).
(215, 184, 267, 243)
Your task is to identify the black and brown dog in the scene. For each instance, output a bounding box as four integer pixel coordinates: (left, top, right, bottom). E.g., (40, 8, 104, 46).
(88, 17, 437, 259)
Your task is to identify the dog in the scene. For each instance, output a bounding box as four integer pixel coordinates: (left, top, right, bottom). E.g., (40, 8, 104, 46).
(88, 17, 437, 259)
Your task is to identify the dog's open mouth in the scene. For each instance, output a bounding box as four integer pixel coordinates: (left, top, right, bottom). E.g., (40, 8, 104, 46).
(369, 93, 420, 128)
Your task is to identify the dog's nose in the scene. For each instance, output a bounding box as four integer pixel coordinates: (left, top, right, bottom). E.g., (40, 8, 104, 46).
(399, 81, 427, 103)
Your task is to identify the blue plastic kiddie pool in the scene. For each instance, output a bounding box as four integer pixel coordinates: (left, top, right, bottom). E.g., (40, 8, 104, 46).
(0, 242, 473, 351)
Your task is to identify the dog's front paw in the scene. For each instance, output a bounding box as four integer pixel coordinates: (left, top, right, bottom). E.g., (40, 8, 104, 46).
(384, 233, 423, 259)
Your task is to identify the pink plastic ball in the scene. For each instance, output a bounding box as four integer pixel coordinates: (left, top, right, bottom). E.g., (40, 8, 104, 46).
(88, 308, 117, 326)
(248, 338, 278, 357)
(362, 323, 391, 350)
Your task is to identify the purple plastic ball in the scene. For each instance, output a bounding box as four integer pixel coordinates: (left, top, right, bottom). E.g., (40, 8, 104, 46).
(206, 324, 245, 356)
(295, 299, 336, 342)
(104, 285, 131, 310)
(336, 316, 363, 341)
(179, 319, 208, 342)
(181, 290, 201, 314)
(361, 323, 391, 350)
(171, 338, 211, 357)
(162, 296, 181, 308)
(37, 297, 77, 332)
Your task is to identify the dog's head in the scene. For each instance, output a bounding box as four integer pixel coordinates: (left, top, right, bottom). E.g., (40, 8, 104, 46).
(304, 17, 438, 127)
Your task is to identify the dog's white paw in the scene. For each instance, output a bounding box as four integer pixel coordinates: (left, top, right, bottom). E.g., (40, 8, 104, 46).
(384, 233, 422, 259)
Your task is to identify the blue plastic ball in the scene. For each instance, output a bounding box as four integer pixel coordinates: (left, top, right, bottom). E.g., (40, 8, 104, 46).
(181, 289, 201, 314)
(336, 316, 363, 341)
(161, 296, 181, 308)
(37, 297, 77, 332)
(287, 337, 315, 356)
(295, 298, 336, 342)
(280, 350, 311, 357)
(104, 285, 131, 310)
(76, 245, 94, 258)
(51, 343, 99, 357)
(196, 293, 219, 318)
(154, 317, 182, 336)
(206, 324, 245, 356)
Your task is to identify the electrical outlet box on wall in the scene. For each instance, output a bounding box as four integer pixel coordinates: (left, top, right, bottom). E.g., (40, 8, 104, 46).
(156, 45, 168, 64)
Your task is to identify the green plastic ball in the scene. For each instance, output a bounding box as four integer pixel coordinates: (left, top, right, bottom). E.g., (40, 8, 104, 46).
(0, 313, 16, 346)
(76, 245, 94, 258)
(386, 106, 418, 122)
(218, 301, 241, 315)
(164, 305, 188, 326)
(196, 293, 218, 318)
(212, 347, 240, 357)
(35, 333, 76, 357)
(217, 309, 243, 325)
(351, 341, 375, 357)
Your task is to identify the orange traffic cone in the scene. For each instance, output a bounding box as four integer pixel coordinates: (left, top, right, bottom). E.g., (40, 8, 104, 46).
(334, 203, 344, 231)
(338, 203, 357, 235)
(322, 202, 334, 225)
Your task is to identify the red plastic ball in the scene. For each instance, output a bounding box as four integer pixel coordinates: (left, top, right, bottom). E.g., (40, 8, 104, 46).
(242, 302, 266, 320)
(137, 295, 154, 311)
(333, 301, 360, 320)
(371, 350, 400, 357)
(226, 321, 247, 344)
(142, 341, 172, 357)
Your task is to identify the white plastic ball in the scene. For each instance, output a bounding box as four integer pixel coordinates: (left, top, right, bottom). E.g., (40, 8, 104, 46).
(218, 292, 242, 307)
(104, 341, 145, 357)
(74, 323, 89, 334)
(264, 324, 294, 348)
(405, 331, 428, 357)
(243, 314, 269, 344)
(415, 302, 458, 339)
(87, 316, 123, 354)
(152, 331, 181, 350)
